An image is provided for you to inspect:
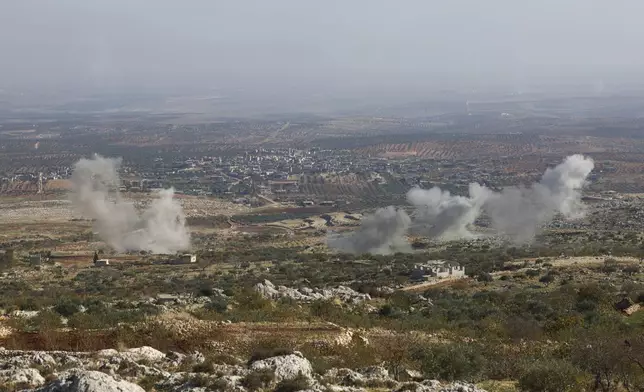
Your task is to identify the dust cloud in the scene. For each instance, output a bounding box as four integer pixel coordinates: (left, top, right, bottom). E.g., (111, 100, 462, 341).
(326, 206, 411, 255)
(329, 154, 594, 254)
(69, 154, 190, 254)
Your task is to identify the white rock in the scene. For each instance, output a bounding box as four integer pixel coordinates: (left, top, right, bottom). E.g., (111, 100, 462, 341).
(394, 382, 435, 392)
(255, 280, 280, 299)
(327, 386, 367, 392)
(323, 368, 365, 386)
(166, 351, 186, 365)
(249, 354, 313, 383)
(121, 346, 166, 362)
(34, 369, 145, 392)
(358, 365, 390, 380)
(422, 380, 442, 388)
(12, 310, 39, 318)
(0, 368, 45, 387)
(187, 351, 206, 364)
(97, 349, 119, 358)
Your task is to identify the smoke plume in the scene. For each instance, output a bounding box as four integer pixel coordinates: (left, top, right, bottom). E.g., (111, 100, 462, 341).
(327, 206, 411, 255)
(328, 154, 594, 253)
(482, 154, 594, 242)
(407, 183, 487, 240)
(69, 154, 190, 254)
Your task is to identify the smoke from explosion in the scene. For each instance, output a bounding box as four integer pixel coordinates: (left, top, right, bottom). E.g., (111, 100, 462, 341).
(482, 154, 594, 242)
(69, 155, 190, 254)
(407, 183, 488, 240)
(329, 154, 594, 254)
(327, 206, 411, 255)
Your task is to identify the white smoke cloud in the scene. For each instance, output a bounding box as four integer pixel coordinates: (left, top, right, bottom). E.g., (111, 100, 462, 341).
(328, 154, 594, 253)
(407, 183, 487, 240)
(69, 154, 190, 254)
(326, 206, 411, 255)
(482, 154, 594, 243)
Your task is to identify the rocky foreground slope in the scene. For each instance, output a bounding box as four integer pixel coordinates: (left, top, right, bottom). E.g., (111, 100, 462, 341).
(0, 346, 486, 392)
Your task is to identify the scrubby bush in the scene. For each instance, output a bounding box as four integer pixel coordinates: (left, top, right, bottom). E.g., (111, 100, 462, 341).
(624, 265, 640, 275)
(27, 310, 63, 332)
(525, 269, 541, 278)
(53, 298, 81, 317)
(477, 273, 493, 283)
(413, 343, 484, 382)
(539, 273, 555, 284)
(205, 297, 229, 313)
(518, 359, 583, 392)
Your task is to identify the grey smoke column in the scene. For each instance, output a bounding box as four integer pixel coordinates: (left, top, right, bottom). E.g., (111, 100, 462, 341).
(69, 154, 190, 253)
(327, 206, 411, 255)
(407, 183, 487, 240)
(482, 154, 594, 242)
(328, 154, 594, 254)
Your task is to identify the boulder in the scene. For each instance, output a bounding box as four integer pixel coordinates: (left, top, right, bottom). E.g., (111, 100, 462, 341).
(34, 369, 145, 392)
(249, 352, 313, 383)
(166, 351, 186, 366)
(187, 351, 206, 364)
(398, 369, 424, 382)
(421, 380, 442, 389)
(441, 381, 487, 392)
(394, 382, 435, 392)
(5, 352, 57, 370)
(326, 387, 367, 392)
(254, 280, 279, 299)
(32, 352, 58, 367)
(58, 354, 84, 369)
(115, 360, 170, 379)
(393, 381, 487, 392)
(0, 368, 45, 387)
(97, 349, 119, 358)
(121, 346, 166, 362)
(323, 368, 365, 386)
(358, 365, 390, 380)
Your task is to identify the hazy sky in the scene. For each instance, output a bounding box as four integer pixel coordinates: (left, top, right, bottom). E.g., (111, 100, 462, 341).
(2, 0, 644, 100)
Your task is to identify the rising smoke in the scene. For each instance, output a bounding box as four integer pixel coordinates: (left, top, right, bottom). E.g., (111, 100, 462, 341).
(69, 154, 190, 254)
(326, 206, 411, 255)
(482, 154, 594, 243)
(407, 183, 488, 240)
(329, 154, 594, 254)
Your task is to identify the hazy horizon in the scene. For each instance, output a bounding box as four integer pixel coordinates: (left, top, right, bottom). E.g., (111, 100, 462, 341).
(3, 0, 644, 109)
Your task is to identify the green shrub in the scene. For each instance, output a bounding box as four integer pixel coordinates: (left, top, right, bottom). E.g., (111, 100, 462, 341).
(27, 310, 63, 332)
(206, 297, 229, 313)
(53, 298, 80, 317)
(518, 359, 582, 392)
(525, 269, 541, 278)
(413, 343, 484, 382)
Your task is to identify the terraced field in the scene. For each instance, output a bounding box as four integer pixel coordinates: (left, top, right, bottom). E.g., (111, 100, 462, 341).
(298, 173, 407, 207)
(356, 134, 643, 160)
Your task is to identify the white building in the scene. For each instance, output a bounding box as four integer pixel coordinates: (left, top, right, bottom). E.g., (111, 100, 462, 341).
(172, 254, 197, 264)
(411, 260, 465, 281)
(95, 259, 110, 266)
